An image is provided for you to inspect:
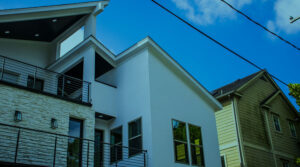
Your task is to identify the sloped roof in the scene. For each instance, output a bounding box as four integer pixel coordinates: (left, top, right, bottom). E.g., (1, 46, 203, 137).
(212, 70, 262, 98)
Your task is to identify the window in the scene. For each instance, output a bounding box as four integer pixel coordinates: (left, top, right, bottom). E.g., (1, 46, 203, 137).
(94, 130, 104, 167)
(172, 120, 205, 166)
(172, 120, 189, 164)
(60, 27, 84, 57)
(1, 71, 18, 84)
(282, 161, 290, 167)
(27, 76, 44, 91)
(189, 124, 205, 166)
(67, 118, 83, 167)
(273, 115, 281, 132)
(289, 121, 297, 137)
(221, 155, 227, 167)
(111, 127, 123, 162)
(128, 118, 142, 156)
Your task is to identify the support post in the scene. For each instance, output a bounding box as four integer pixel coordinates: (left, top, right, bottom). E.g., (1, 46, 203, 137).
(1, 58, 5, 80)
(61, 75, 65, 97)
(14, 129, 21, 164)
(53, 136, 58, 167)
(87, 141, 90, 167)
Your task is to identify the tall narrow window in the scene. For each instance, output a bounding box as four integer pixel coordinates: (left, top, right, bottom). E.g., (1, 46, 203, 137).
(111, 127, 123, 162)
(128, 118, 142, 156)
(273, 115, 281, 132)
(94, 130, 104, 167)
(27, 76, 44, 91)
(189, 124, 205, 166)
(289, 121, 297, 137)
(221, 155, 227, 167)
(172, 120, 189, 164)
(67, 118, 83, 167)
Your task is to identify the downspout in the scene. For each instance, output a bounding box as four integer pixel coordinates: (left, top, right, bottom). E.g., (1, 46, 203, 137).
(231, 96, 245, 167)
(260, 106, 278, 167)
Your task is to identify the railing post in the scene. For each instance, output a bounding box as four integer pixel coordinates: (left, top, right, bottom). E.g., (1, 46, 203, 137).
(115, 146, 118, 167)
(144, 152, 146, 167)
(53, 136, 57, 167)
(33, 67, 37, 89)
(1, 58, 5, 80)
(61, 75, 65, 97)
(87, 141, 89, 167)
(14, 128, 20, 164)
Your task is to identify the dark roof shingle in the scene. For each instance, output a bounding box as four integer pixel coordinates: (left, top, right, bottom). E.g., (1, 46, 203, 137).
(212, 71, 262, 98)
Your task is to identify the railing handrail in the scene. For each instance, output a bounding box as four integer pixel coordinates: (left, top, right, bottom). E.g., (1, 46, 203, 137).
(0, 55, 91, 85)
(0, 122, 148, 152)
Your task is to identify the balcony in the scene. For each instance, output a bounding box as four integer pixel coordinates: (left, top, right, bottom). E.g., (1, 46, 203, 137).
(0, 123, 147, 167)
(0, 55, 91, 104)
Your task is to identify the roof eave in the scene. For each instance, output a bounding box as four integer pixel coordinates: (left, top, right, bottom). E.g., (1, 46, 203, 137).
(0, 1, 109, 23)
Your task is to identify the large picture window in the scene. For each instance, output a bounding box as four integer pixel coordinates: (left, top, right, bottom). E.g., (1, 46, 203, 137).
(110, 126, 123, 162)
(172, 120, 205, 166)
(128, 118, 142, 156)
(172, 120, 189, 164)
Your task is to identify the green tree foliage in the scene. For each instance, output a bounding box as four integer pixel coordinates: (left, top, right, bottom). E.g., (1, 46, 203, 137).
(288, 83, 300, 111)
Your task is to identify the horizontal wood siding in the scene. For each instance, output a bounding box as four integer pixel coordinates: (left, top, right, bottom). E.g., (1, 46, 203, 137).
(238, 77, 276, 148)
(220, 146, 240, 167)
(268, 95, 300, 157)
(216, 100, 238, 146)
(244, 146, 275, 167)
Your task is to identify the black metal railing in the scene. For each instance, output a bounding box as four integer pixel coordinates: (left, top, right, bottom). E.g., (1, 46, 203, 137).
(0, 123, 147, 167)
(0, 55, 91, 103)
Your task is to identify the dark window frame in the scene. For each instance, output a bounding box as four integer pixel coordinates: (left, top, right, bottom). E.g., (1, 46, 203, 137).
(288, 121, 297, 138)
(94, 129, 104, 167)
(188, 123, 205, 166)
(221, 155, 227, 167)
(27, 75, 44, 91)
(67, 118, 83, 167)
(272, 114, 281, 132)
(172, 119, 190, 165)
(128, 117, 142, 157)
(110, 126, 123, 162)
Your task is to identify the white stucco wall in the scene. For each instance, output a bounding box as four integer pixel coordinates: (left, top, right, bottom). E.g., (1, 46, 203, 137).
(148, 49, 221, 167)
(107, 48, 153, 166)
(0, 38, 55, 68)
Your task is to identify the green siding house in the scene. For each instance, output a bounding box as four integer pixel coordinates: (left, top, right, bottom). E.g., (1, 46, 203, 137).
(213, 70, 300, 167)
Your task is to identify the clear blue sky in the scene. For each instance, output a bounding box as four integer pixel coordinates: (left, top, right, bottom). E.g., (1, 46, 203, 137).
(0, 0, 299, 110)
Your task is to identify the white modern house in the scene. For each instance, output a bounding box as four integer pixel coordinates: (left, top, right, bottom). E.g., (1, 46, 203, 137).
(0, 1, 222, 167)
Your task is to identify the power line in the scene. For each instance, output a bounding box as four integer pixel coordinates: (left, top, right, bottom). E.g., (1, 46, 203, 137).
(221, 0, 300, 51)
(150, 0, 289, 86)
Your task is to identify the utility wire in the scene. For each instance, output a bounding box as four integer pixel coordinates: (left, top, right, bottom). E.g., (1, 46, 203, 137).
(221, 0, 300, 51)
(151, 0, 289, 86)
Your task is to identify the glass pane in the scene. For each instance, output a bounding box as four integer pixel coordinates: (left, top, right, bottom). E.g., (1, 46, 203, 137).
(174, 141, 189, 163)
(129, 119, 141, 138)
(111, 127, 122, 144)
(68, 119, 83, 167)
(27, 76, 44, 91)
(221, 156, 226, 167)
(129, 136, 142, 156)
(95, 130, 104, 167)
(189, 124, 202, 145)
(172, 120, 187, 141)
(191, 145, 205, 166)
(273, 116, 281, 131)
(110, 144, 123, 162)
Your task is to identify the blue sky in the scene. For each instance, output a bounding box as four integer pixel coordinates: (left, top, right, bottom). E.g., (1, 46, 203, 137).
(0, 0, 299, 110)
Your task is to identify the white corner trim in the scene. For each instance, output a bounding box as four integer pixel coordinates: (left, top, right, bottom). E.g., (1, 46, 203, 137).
(219, 141, 238, 150)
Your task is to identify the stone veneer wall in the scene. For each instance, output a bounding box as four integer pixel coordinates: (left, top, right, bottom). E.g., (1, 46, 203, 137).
(0, 84, 95, 167)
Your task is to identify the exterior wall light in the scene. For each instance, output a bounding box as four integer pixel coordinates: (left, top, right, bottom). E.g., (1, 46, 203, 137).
(14, 111, 22, 122)
(51, 118, 58, 129)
